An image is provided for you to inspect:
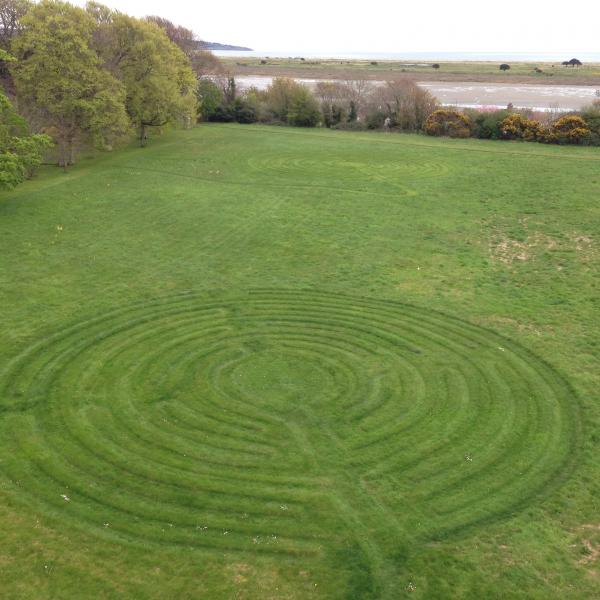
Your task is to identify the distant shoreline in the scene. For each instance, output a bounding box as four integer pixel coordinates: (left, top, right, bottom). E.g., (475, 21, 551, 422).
(214, 50, 600, 63)
(219, 56, 600, 88)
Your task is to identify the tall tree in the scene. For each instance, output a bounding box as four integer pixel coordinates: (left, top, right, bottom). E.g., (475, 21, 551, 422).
(11, 0, 129, 167)
(90, 10, 197, 146)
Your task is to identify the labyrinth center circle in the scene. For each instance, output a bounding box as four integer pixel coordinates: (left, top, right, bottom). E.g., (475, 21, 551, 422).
(220, 349, 339, 411)
(0, 290, 579, 549)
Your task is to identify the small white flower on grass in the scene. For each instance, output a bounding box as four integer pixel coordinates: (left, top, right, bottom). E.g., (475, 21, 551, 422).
(280, 505, 288, 511)
(56, 225, 63, 232)
(61, 494, 70, 502)
(407, 581, 416, 592)
(104, 523, 110, 528)
(223, 530, 229, 535)
(464, 453, 473, 462)
(498, 346, 505, 352)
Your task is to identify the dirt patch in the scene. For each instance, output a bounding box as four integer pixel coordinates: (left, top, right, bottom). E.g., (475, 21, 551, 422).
(491, 232, 558, 265)
(572, 524, 600, 578)
(489, 225, 596, 267)
(579, 539, 600, 566)
(475, 315, 552, 338)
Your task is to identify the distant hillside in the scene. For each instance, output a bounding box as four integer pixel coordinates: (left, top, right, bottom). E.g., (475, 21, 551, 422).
(199, 41, 253, 51)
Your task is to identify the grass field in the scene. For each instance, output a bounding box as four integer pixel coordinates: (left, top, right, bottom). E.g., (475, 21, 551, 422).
(1, 124, 599, 599)
(224, 57, 600, 85)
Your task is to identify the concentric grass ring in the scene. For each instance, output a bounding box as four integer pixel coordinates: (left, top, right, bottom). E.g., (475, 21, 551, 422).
(0, 290, 580, 555)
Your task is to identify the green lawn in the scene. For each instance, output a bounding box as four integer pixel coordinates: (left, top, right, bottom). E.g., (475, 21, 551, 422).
(0, 125, 599, 599)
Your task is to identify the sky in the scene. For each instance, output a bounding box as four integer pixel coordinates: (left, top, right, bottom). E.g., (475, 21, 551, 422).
(69, 0, 600, 54)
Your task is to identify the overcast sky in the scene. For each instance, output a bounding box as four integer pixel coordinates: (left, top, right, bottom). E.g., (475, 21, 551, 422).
(70, 0, 600, 53)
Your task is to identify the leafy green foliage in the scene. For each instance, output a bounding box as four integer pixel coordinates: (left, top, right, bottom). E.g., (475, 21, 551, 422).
(287, 87, 320, 127)
(197, 78, 223, 121)
(467, 109, 510, 139)
(11, 0, 129, 166)
(0, 91, 51, 188)
(92, 11, 197, 146)
(0, 48, 15, 62)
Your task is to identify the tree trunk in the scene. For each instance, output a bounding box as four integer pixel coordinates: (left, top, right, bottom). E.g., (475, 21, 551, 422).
(139, 123, 146, 147)
(68, 140, 75, 167)
(58, 139, 68, 171)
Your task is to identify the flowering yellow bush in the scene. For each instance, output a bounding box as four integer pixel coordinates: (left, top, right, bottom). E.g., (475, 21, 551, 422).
(425, 109, 472, 138)
(500, 114, 544, 141)
(551, 115, 591, 144)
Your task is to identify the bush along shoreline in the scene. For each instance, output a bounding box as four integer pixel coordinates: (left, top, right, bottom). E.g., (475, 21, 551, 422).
(199, 74, 600, 146)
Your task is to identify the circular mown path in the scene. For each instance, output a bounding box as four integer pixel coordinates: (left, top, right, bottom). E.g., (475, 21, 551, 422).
(0, 290, 580, 557)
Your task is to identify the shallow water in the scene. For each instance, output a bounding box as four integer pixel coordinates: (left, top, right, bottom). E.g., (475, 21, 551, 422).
(236, 76, 598, 112)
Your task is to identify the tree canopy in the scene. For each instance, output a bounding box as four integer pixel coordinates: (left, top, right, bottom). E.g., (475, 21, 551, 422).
(91, 10, 197, 146)
(11, 0, 130, 167)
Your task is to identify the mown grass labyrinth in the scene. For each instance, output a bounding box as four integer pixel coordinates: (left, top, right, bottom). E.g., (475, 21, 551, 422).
(0, 289, 580, 559)
(1, 125, 598, 598)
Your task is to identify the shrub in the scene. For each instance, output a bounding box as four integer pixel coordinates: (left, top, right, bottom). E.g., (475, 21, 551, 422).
(550, 115, 591, 144)
(425, 109, 472, 138)
(197, 79, 224, 122)
(580, 102, 600, 134)
(366, 110, 386, 130)
(499, 63, 510, 71)
(232, 98, 258, 124)
(263, 78, 320, 126)
(287, 87, 320, 127)
(367, 80, 438, 132)
(210, 104, 235, 122)
(469, 109, 510, 139)
(500, 114, 544, 141)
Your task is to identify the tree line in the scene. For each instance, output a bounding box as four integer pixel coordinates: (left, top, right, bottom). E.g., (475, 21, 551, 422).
(0, 0, 223, 188)
(198, 76, 438, 132)
(198, 72, 600, 147)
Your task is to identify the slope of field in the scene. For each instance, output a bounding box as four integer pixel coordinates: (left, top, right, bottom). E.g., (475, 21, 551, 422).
(0, 125, 599, 599)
